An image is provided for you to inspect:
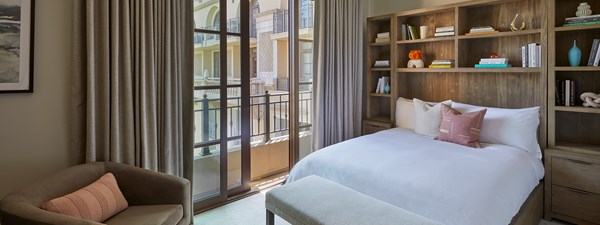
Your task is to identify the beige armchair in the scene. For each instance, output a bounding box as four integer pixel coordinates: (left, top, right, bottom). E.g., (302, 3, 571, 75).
(0, 162, 191, 225)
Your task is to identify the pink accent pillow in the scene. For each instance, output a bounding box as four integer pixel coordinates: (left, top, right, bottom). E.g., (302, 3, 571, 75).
(435, 104, 487, 148)
(42, 173, 129, 222)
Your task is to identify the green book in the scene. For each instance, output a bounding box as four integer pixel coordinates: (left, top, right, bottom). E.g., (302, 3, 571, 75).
(474, 64, 511, 68)
(563, 21, 600, 26)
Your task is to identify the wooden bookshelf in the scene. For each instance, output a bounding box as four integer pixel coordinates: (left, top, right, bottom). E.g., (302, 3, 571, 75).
(365, 0, 547, 139)
(545, 1, 600, 223)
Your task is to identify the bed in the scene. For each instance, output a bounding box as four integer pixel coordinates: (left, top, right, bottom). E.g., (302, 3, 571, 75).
(287, 128, 544, 225)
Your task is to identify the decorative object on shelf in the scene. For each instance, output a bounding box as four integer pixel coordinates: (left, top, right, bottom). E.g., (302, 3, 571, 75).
(384, 82, 391, 94)
(580, 92, 600, 108)
(576, 2, 592, 17)
(568, 40, 582, 67)
(407, 50, 424, 68)
(510, 14, 526, 31)
(419, 26, 428, 39)
(466, 26, 498, 36)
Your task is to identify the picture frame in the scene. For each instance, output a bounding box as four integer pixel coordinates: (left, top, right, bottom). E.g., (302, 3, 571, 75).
(0, 0, 34, 93)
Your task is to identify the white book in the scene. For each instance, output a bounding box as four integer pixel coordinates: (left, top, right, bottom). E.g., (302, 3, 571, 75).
(470, 28, 494, 32)
(480, 58, 507, 61)
(434, 31, 455, 36)
(435, 26, 455, 32)
(375, 78, 382, 93)
(377, 32, 390, 38)
(528, 43, 536, 67)
(536, 45, 541, 67)
(565, 80, 571, 106)
(522, 45, 528, 68)
(593, 45, 600, 66)
(380, 77, 389, 93)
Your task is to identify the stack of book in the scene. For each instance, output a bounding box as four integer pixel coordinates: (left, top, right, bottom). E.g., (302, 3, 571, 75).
(556, 80, 579, 106)
(521, 43, 542, 67)
(435, 26, 455, 37)
(400, 24, 420, 40)
(564, 14, 600, 26)
(587, 39, 600, 66)
(375, 76, 390, 94)
(429, 60, 452, 68)
(475, 58, 511, 68)
(373, 60, 390, 68)
(375, 32, 390, 43)
(465, 26, 499, 36)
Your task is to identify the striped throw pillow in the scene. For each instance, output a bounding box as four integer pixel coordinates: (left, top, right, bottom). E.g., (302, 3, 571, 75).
(42, 173, 129, 222)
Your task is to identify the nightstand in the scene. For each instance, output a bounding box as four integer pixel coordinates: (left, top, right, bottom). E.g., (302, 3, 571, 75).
(544, 148, 600, 224)
(362, 119, 392, 135)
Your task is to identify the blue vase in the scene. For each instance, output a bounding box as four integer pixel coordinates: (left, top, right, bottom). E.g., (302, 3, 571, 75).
(569, 40, 581, 67)
(384, 82, 391, 94)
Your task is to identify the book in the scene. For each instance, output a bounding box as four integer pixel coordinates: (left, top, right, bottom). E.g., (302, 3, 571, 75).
(377, 32, 390, 38)
(536, 45, 541, 67)
(465, 31, 499, 36)
(431, 60, 452, 65)
(563, 21, 600, 26)
(565, 80, 571, 106)
(522, 45, 528, 68)
(556, 80, 562, 106)
(528, 43, 538, 67)
(570, 80, 577, 106)
(375, 78, 382, 94)
(474, 64, 511, 68)
(560, 80, 566, 106)
(565, 17, 600, 24)
(408, 25, 420, 39)
(593, 43, 600, 66)
(565, 14, 600, 21)
(429, 65, 452, 68)
(401, 25, 407, 41)
(588, 39, 600, 66)
(434, 31, 455, 37)
(435, 26, 455, 32)
(479, 58, 508, 65)
(373, 60, 390, 68)
(375, 37, 390, 43)
(469, 26, 494, 32)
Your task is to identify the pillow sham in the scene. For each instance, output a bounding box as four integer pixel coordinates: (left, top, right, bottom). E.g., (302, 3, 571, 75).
(436, 104, 487, 148)
(42, 173, 129, 222)
(413, 98, 452, 136)
(451, 102, 542, 159)
(395, 97, 416, 130)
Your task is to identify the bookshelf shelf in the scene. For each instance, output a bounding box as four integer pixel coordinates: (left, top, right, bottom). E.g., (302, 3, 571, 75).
(396, 67, 542, 73)
(554, 106, 600, 114)
(370, 93, 392, 97)
(457, 29, 542, 40)
(396, 36, 455, 44)
(554, 66, 600, 71)
(554, 142, 600, 153)
(552, 24, 600, 32)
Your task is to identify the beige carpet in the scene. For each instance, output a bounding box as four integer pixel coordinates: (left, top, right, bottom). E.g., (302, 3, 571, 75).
(194, 191, 570, 225)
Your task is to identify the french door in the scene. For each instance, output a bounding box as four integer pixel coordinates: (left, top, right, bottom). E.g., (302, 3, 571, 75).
(191, 0, 312, 212)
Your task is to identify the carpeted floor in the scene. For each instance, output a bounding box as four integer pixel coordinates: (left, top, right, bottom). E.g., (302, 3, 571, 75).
(194, 191, 569, 225)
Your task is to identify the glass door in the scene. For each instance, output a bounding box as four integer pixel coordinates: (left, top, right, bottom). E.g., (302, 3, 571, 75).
(192, 0, 250, 211)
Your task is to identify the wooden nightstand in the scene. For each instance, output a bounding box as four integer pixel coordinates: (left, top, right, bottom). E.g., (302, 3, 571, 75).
(362, 120, 392, 135)
(544, 148, 600, 224)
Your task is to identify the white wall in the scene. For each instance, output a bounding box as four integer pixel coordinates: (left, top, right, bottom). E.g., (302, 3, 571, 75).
(368, 0, 470, 17)
(0, 0, 76, 198)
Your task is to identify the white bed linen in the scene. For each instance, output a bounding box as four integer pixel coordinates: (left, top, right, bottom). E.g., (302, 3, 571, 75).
(287, 128, 544, 225)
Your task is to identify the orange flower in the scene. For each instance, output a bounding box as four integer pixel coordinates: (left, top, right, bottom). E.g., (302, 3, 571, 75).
(409, 50, 422, 60)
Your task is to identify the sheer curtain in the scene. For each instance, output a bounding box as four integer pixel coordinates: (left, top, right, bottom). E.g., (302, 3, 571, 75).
(313, 0, 364, 149)
(71, 0, 194, 178)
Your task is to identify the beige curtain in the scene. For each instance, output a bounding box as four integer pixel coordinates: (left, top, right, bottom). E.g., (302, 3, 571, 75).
(71, 0, 193, 177)
(313, 0, 364, 149)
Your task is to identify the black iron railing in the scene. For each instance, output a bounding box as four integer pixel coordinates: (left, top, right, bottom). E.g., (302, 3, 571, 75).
(193, 90, 312, 155)
(273, 1, 314, 34)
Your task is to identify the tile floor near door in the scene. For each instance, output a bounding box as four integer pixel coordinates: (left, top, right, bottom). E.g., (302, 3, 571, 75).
(194, 191, 569, 225)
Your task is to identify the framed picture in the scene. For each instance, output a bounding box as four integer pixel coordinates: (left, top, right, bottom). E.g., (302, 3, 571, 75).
(0, 0, 34, 93)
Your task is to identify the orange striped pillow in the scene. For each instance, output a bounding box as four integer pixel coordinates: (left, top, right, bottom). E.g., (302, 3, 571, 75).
(42, 173, 128, 222)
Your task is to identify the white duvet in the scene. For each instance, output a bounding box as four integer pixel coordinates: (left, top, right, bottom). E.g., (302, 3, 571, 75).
(287, 128, 544, 225)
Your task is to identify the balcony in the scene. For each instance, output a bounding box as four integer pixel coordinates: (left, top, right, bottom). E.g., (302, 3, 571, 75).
(191, 86, 312, 197)
(272, 1, 314, 34)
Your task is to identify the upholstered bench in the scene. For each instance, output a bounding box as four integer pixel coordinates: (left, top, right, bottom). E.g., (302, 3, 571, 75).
(265, 175, 443, 225)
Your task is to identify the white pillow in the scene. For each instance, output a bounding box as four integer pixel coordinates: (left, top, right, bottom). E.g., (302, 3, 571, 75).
(413, 98, 452, 137)
(452, 102, 542, 159)
(395, 97, 415, 130)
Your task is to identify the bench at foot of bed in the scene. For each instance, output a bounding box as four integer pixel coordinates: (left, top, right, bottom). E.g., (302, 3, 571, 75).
(265, 175, 443, 225)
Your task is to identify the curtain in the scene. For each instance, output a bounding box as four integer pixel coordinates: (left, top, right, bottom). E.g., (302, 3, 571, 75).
(313, 0, 364, 149)
(71, 0, 193, 177)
